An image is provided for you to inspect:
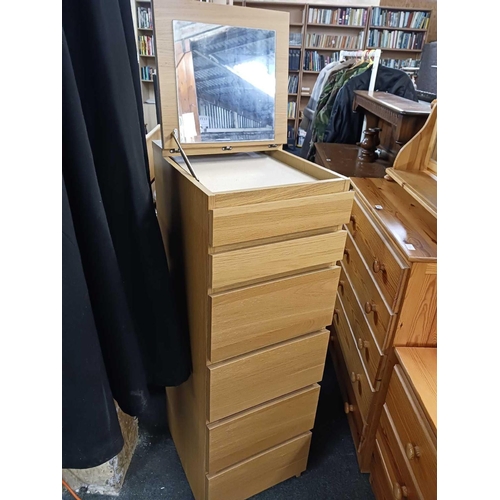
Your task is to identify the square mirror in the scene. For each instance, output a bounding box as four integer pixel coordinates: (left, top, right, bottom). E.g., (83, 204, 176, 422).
(173, 20, 276, 144)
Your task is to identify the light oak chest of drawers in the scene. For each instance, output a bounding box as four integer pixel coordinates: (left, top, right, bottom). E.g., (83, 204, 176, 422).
(329, 176, 437, 481)
(154, 143, 353, 500)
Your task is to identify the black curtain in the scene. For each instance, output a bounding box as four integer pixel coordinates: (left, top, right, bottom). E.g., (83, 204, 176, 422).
(62, 0, 191, 469)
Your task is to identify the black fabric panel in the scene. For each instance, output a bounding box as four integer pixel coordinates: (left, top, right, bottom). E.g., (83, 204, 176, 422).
(62, 176, 124, 469)
(323, 66, 418, 144)
(62, 0, 191, 468)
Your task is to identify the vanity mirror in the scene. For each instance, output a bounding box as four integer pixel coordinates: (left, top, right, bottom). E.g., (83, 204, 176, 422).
(173, 21, 276, 144)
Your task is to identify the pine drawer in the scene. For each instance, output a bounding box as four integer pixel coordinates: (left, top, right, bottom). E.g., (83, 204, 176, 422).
(332, 295, 374, 422)
(346, 197, 409, 312)
(209, 267, 339, 362)
(370, 440, 393, 500)
(342, 231, 395, 351)
(337, 265, 384, 388)
(378, 405, 423, 500)
(207, 330, 329, 422)
(207, 385, 320, 474)
(386, 366, 437, 500)
(329, 332, 366, 450)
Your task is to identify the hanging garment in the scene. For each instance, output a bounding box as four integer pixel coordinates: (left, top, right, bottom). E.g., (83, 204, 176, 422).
(298, 59, 355, 158)
(313, 61, 370, 145)
(299, 60, 340, 132)
(322, 65, 418, 144)
(62, 0, 191, 469)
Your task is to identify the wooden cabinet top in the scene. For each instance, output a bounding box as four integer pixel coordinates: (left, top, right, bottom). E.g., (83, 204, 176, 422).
(351, 177, 437, 263)
(395, 347, 437, 435)
(354, 90, 431, 116)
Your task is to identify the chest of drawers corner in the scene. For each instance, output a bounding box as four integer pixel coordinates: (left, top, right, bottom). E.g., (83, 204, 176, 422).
(153, 144, 354, 500)
(370, 347, 437, 500)
(328, 177, 437, 494)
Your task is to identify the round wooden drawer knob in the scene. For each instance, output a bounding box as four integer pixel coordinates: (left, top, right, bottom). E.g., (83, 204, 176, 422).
(373, 259, 386, 273)
(364, 301, 377, 314)
(343, 249, 350, 262)
(357, 338, 369, 350)
(350, 214, 357, 231)
(338, 280, 345, 294)
(406, 442, 421, 460)
(393, 482, 409, 500)
(350, 372, 361, 383)
(333, 309, 340, 323)
(344, 402, 354, 414)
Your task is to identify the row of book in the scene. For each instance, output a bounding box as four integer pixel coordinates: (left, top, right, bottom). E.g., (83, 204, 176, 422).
(305, 32, 365, 50)
(308, 8, 367, 26)
(139, 35, 155, 56)
(288, 74, 299, 94)
(287, 101, 297, 119)
(289, 49, 301, 71)
(381, 58, 420, 69)
(140, 66, 156, 81)
(303, 51, 336, 72)
(137, 6, 153, 29)
(371, 8, 430, 30)
(289, 33, 302, 47)
(367, 29, 425, 50)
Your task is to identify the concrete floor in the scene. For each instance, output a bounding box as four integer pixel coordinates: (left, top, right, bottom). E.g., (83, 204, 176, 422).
(63, 355, 374, 500)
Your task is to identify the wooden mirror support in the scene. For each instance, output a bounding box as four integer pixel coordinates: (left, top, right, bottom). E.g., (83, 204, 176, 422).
(385, 100, 437, 218)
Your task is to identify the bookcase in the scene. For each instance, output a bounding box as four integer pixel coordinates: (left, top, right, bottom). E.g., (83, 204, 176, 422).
(367, 6, 431, 70)
(134, 0, 157, 132)
(237, 1, 432, 149)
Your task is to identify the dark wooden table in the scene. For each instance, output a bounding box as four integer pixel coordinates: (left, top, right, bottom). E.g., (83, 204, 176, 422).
(353, 90, 431, 164)
(314, 143, 389, 178)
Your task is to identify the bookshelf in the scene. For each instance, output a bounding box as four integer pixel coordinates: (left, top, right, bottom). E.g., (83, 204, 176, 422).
(366, 6, 431, 64)
(134, 0, 157, 131)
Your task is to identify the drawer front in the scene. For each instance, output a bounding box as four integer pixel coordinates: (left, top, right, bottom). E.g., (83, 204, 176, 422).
(332, 296, 374, 422)
(329, 333, 365, 448)
(378, 405, 423, 500)
(343, 231, 395, 350)
(208, 330, 329, 422)
(210, 191, 354, 247)
(210, 230, 347, 291)
(338, 265, 384, 388)
(207, 385, 320, 474)
(347, 197, 409, 311)
(209, 268, 339, 362)
(206, 432, 311, 500)
(370, 440, 393, 500)
(386, 366, 437, 499)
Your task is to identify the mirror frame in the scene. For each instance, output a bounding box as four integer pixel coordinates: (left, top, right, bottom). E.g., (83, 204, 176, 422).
(152, 0, 289, 155)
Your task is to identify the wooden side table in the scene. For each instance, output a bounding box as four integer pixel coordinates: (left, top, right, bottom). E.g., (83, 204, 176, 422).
(353, 91, 431, 164)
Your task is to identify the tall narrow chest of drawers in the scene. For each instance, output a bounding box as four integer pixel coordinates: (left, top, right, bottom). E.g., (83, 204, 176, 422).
(154, 144, 353, 500)
(329, 176, 437, 483)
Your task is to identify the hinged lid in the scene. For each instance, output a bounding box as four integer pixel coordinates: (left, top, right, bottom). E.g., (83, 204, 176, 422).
(152, 0, 289, 155)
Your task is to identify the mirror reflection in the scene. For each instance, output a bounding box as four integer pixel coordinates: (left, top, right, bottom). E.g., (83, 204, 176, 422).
(173, 20, 276, 143)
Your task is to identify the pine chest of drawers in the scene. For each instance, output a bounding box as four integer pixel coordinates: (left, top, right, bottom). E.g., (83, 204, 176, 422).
(154, 143, 353, 500)
(329, 176, 437, 478)
(371, 348, 437, 500)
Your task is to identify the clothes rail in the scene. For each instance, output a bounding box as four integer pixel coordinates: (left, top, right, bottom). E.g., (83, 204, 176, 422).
(339, 49, 381, 93)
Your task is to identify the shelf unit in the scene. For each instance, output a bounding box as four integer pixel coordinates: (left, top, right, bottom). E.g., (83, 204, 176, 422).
(134, 0, 157, 132)
(367, 6, 431, 64)
(236, 2, 432, 148)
